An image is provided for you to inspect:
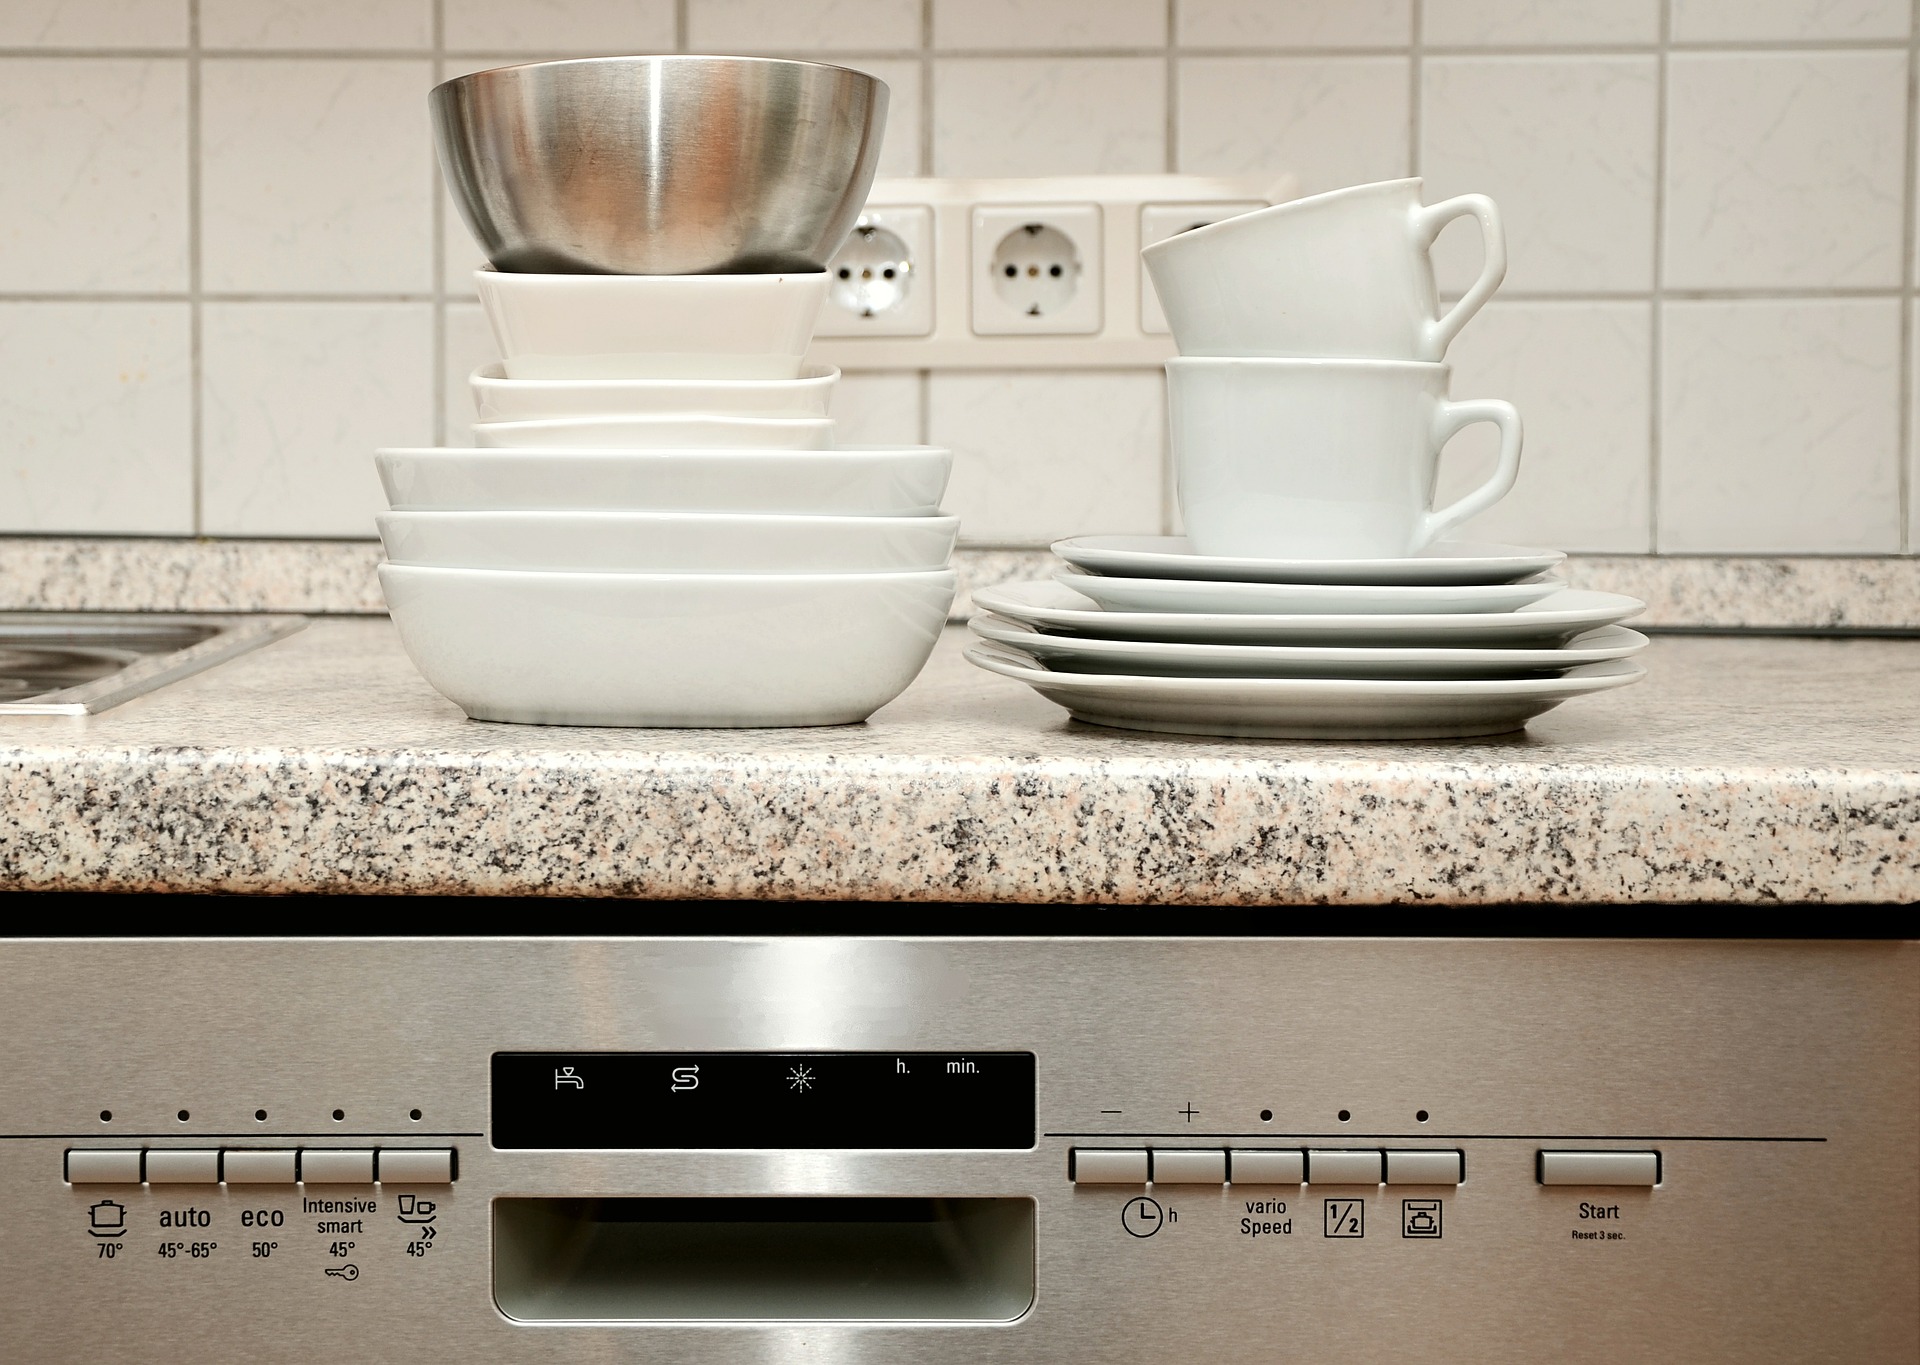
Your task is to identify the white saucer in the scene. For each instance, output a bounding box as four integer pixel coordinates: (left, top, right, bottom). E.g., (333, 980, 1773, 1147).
(966, 644, 1646, 739)
(1053, 535, 1567, 586)
(971, 581, 1645, 648)
(971, 616, 1650, 680)
(1056, 569, 1563, 616)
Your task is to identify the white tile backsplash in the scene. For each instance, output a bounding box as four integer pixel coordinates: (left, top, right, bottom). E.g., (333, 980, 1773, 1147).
(1422, 0, 1661, 45)
(443, 0, 676, 52)
(1660, 299, 1902, 553)
(1670, 0, 1911, 42)
(930, 371, 1164, 544)
(0, 0, 188, 47)
(202, 303, 432, 537)
(1423, 56, 1659, 294)
(829, 372, 924, 447)
(202, 58, 435, 294)
(936, 0, 1165, 50)
(0, 59, 189, 293)
(933, 57, 1166, 177)
(1664, 52, 1908, 290)
(1176, 0, 1411, 48)
(689, 0, 921, 52)
(200, 0, 431, 50)
(1176, 56, 1410, 194)
(0, 0, 1915, 554)
(1432, 301, 1653, 552)
(0, 302, 192, 534)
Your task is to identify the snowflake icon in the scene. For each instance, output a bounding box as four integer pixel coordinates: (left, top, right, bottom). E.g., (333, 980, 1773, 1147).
(787, 1064, 815, 1093)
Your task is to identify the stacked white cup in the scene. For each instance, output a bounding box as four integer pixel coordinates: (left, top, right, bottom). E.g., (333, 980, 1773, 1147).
(373, 268, 959, 728)
(1143, 177, 1520, 560)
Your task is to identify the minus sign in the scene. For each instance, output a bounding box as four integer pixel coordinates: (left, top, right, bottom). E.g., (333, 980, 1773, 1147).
(1100, 1110, 1123, 1115)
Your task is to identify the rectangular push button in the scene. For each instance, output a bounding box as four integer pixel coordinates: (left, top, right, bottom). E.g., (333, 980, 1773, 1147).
(145, 1149, 220, 1183)
(1307, 1150, 1382, 1184)
(1230, 1150, 1303, 1184)
(1538, 1151, 1660, 1186)
(1071, 1149, 1148, 1184)
(301, 1149, 375, 1183)
(1386, 1150, 1463, 1185)
(66, 1149, 142, 1184)
(223, 1150, 298, 1184)
(1151, 1149, 1225, 1183)
(378, 1149, 454, 1184)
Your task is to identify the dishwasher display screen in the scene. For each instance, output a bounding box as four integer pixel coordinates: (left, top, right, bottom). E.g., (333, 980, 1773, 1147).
(491, 1052, 1037, 1150)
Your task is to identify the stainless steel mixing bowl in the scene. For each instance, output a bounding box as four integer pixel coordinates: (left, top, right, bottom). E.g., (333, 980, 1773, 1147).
(431, 56, 889, 275)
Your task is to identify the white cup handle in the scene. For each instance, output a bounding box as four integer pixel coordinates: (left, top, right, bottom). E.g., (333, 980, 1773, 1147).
(1414, 194, 1506, 360)
(1419, 397, 1523, 549)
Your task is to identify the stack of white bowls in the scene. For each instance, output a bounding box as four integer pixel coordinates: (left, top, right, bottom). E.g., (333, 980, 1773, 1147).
(967, 179, 1646, 740)
(376, 268, 958, 727)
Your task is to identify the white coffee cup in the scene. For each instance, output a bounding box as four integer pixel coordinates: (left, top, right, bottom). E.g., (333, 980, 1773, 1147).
(1167, 357, 1523, 560)
(1143, 178, 1506, 363)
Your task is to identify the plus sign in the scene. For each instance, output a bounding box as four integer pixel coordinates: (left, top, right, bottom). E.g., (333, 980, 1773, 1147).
(1179, 1102, 1199, 1122)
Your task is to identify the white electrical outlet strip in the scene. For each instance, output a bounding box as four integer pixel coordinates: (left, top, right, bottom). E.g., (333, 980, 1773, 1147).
(809, 174, 1296, 370)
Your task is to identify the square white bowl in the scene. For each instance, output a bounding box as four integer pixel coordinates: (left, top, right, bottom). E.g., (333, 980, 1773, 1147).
(472, 414, 835, 450)
(471, 362, 838, 423)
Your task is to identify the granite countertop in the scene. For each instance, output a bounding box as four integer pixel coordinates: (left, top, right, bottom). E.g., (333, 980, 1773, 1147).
(0, 619, 1915, 903)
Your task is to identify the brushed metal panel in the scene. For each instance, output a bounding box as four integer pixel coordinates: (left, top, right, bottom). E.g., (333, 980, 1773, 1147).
(0, 937, 1914, 1363)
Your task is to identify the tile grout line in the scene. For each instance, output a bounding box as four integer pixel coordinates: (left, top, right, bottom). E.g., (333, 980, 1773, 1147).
(431, 0, 446, 449)
(1648, 0, 1672, 555)
(1903, 0, 1919, 553)
(920, 0, 934, 175)
(188, 0, 203, 537)
(1409, 0, 1423, 179)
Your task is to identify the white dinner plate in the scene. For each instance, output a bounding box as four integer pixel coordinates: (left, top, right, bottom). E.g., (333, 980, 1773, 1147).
(1053, 535, 1566, 586)
(965, 644, 1645, 739)
(971, 581, 1645, 648)
(971, 615, 1649, 680)
(1056, 569, 1563, 616)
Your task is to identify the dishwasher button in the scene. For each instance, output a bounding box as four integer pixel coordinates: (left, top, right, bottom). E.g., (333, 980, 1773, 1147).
(301, 1149, 375, 1183)
(1386, 1149, 1463, 1185)
(1307, 1150, 1382, 1184)
(377, 1148, 454, 1184)
(1071, 1149, 1149, 1183)
(1229, 1149, 1304, 1184)
(145, 1149, 220, 1183)
(66, 1149, 142, 1184)
(1151, 1149, 1226, 1183)
(223, 1150, 298, 1184)
(1538, 1151, 1660, 1186)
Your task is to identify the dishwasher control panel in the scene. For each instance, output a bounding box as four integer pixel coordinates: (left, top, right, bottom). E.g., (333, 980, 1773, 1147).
(2, 936, 1914, 1364)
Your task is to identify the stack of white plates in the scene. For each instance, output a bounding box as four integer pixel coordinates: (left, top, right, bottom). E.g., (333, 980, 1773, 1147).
(967, 536, 1648, 739)
(375, 271, 958, 728)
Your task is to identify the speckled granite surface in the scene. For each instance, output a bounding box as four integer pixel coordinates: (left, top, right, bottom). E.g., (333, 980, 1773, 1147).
(1, 538, 1918, 628)
(0, 619, 1913, 901)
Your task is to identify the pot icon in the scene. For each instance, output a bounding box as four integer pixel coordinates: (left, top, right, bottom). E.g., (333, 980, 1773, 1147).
(87, 1200, 127, 1237)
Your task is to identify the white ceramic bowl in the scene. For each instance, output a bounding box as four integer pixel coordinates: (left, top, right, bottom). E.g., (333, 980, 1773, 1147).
(376, 446, 953, 516)
(379, 564, 957, 727)
(471, 362, 839, 423)
(379, 510, 960, 574)
(476, 268, 829, 381)
(472, 413, 835, 450)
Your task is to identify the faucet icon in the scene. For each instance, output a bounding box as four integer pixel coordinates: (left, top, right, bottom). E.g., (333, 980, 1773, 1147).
(554, 1067, 584, 1090)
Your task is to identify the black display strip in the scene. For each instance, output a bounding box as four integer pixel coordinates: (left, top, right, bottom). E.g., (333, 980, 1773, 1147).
(492, 1052, 1036, 1150)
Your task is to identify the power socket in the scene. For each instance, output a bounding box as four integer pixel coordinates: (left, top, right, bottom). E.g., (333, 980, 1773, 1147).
(1139, 201, 1265, 335)
(970, 204, 1102, 335)
(815, 205, 934, 338)
(806, 174, 1295, 370)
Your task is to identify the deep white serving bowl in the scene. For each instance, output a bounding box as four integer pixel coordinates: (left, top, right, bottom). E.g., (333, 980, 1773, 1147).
(376, 446, 953, 515)
(378, 509, 959, 574)
(473, 414, 835, 450)
(471, 362, 839, 423)
(475, 268, 829, 380)
(379, 564, 957, 727)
